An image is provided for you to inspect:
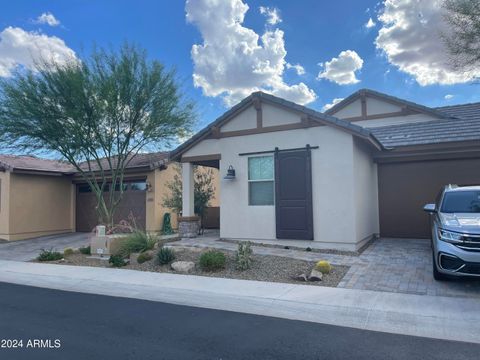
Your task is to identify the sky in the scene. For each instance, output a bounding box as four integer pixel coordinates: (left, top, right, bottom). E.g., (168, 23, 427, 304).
(1, 0, 480, 133)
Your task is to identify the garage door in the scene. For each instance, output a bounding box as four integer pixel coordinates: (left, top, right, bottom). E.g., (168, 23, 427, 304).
(378, 158, 480, 238)
(76, 181, 147, 232)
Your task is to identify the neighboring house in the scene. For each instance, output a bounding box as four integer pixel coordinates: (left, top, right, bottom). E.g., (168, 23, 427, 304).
(0, 153, 219, 241)
(171, 89, 480, 251)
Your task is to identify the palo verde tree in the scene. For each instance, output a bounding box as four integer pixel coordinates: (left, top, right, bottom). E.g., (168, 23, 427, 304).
(442, 0, 480, 71)
(0, 43, 194, 228)
(163, 164, 216, 222)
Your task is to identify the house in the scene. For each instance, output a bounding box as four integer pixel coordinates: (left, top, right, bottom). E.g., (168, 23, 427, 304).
(0, 153, 219, 241)
(171, 89, 480, 251)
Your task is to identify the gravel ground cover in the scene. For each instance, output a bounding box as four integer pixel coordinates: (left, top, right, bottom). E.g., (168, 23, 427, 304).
(38, 247, 349, 287)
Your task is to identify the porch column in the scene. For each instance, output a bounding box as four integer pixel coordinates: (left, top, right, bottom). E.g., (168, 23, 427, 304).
(178, 162, 200, 238)
(182, 162, 195, 217)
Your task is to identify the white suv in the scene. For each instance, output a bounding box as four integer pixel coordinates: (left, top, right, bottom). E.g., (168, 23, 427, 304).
(424, 185, 480, 280)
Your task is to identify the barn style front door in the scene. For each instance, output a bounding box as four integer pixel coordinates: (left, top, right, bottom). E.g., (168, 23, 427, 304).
(275, 147, 313, 240)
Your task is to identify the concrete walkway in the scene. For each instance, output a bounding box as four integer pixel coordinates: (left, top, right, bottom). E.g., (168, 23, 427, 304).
(0, 259, 479, 344)
(0, 233, 91, 261)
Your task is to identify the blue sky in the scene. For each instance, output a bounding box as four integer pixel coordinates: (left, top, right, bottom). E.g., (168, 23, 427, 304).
(1, 0, 479, 132)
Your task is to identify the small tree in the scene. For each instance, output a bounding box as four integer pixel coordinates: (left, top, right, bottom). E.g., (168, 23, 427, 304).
(0, 43, 194, 228)
(163, 164, 215, 221)
(442, 0, 480, 71)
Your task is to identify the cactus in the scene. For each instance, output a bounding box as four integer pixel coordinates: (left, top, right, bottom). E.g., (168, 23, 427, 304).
(315, 260, 332, 274)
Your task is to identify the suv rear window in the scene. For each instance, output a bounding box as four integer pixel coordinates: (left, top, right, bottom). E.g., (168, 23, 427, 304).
(441, 191, 480, 213)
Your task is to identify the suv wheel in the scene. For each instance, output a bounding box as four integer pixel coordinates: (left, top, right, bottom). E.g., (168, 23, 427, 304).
(432, 253, 447, 281)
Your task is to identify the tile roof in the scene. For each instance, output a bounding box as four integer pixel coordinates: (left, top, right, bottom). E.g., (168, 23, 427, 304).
(0, 155, 75, 173)
(371, 116, 480, 147)
(0, 152, 169, 174)
(435, 102, 480, 120)
(371, 102, 480, 147)
(78, 152, 169, 172)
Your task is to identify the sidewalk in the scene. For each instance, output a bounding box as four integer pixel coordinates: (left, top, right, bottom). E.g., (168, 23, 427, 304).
(0, 260, 479, 344)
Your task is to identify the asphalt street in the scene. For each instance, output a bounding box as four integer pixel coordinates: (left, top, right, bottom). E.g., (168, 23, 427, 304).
(0, 282, 478, 360)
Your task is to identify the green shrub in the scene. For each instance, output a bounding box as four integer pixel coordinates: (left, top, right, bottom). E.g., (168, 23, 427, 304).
(137, 252, 153, 264)
(235, 242, 253, 271)
(63, 248, 75, 257)
(315, 260, 332, 274)
(79, 246, 91, 255)
(157, 247, 175, 265)
(116, 231, 157, 257)
(199, 250, 226, 272)
(109, 255, 127, 267)
(37, 249, 63, 262)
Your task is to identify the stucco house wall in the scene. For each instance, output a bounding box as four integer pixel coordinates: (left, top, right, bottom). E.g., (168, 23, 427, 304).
(0, 171, 11, 238)
(353, 139, 380, 247)
(6, 173, 75, 241)
(182, 103, 377, 250)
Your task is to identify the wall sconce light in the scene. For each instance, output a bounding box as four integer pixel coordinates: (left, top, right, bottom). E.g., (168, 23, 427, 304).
(224, 165, 236, 180)
(146, 181, 153, 192)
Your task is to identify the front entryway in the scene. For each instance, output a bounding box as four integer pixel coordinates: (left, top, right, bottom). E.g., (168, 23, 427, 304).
(275, 147, 313, 240)
(76, 181, 147, 232)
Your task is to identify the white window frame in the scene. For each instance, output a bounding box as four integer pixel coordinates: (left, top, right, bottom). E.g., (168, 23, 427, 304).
(248, 155, 275, 206)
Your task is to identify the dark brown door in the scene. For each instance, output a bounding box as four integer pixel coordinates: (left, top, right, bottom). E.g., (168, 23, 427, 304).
(275, 148, 313, 240)
(76, 182, 146, 232)
(378, 158, 480, 238)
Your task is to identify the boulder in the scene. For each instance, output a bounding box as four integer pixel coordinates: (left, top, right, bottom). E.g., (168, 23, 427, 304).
(308, 269, 323, 281)
(171, 261, 195, 273)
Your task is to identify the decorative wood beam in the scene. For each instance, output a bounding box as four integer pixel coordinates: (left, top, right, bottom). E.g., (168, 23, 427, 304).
(253, 97, 263, 128)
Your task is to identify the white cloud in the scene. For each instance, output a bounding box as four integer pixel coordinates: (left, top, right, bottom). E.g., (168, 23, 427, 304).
(317, 50, 364, 85)
(322, 98, 344, 112)
(286, 63, 305, 75)
(0, 27, 76, 77)
(375, 0, 480, 86)
(35, 12, 60, 27)
(186, 0, 316, 106)
(444, 94, 454, 100)
(365, 17, 376, 29)
(259, 6, 282, 25)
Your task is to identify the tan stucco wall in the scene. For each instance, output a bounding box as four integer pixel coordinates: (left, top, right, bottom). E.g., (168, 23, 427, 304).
(146, 164, 220, 233)
(5, 173, 75, 241)
(0, 171, 11, 238)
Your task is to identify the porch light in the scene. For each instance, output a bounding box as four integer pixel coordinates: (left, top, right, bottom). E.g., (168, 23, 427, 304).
(224, 165, 236, 180)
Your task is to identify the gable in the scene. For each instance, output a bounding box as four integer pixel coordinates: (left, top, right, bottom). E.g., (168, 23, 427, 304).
(333, 99, 362, 119)
(327, 89, 445, 127)
(170, 91, 383, 161)
(219, 101, 302, 134)
(220, 105, 257, 132)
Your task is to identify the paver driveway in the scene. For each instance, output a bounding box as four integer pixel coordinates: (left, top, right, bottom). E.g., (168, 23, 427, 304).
(171, 235, 480, 298)
(338, 238, 480, 298)
(0, 232, 91, 261)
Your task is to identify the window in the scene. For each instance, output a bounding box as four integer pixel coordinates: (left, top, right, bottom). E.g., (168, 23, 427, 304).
(248, 156, 274, 205)
(441, 191, 480, 213)
(130, 182, 147, 191)
(78, 185, 92, 193)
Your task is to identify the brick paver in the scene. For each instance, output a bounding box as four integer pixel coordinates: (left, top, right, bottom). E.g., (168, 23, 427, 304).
(169, 233, 480, 298)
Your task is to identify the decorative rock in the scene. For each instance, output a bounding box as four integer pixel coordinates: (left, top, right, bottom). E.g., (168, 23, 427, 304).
(295, 273, 308, 282)
(308, 269, 323, 281)
(171, 261, 195, 273)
